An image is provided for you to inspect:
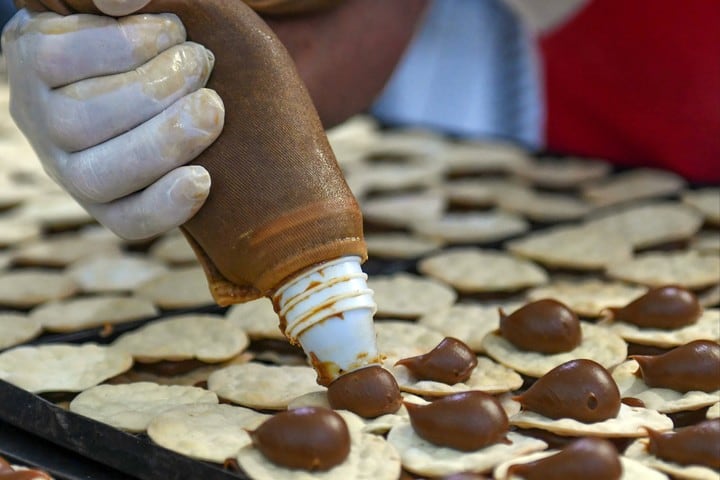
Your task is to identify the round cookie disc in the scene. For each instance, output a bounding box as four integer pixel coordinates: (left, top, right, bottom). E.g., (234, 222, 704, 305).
(0, 269, 78, 308)
(603, 308, 719, 347)
(149, 232, 197, 265)
(625, 438, 718, 480)
(418, 302, 523, 352)
(69, 382, 218, 433)
(606, 251, 720, 290)
(393, 356, 523, 396)
(482, 322, 627, 378)
(581, 168, 685, 207)
(418, 248, 548, 293)
(225, 298, 284, 341)
(387, 424, 547, 477)
(527, 279, 647, 317)
(510, 403, 673, 437)
(493, 449, 668, 480)
(30, 295, 158, 333)
(112, 314, 249, 363)
(511, 156, 611, 188)
(411, 211, 529, 245)
(0, 313, 42, 350)
(67, 255, 168, 293)
(207, 363, 324, 410)
(374, 320, 445, 364)
(365, 233, 443, 259)
(707, 402, 719, 419)
(0, 343, 132, 393)
(147, 403, 268, 463)
(0, 216, 41, 247)
(682, 188, 720, 226)
(12, 233, 121, 267)
(612, 360, 720, 414)
(134, 266, 215, 309)
(369, 273, 457, 319)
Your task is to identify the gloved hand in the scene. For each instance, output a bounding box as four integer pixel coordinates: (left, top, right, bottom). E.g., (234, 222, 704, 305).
(2, 5, 225, 240)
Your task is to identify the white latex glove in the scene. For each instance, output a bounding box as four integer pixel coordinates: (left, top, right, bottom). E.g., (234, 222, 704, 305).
(2, 7, 225, 240)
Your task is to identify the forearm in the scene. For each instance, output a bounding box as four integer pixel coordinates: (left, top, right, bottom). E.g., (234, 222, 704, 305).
(265, 0, 429, 128)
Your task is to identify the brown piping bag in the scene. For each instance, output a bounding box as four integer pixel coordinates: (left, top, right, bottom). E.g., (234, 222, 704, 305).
(19, 0, 367, 306)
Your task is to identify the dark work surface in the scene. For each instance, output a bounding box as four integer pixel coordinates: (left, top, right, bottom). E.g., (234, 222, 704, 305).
(0, 420, 136, 480)
(0, 380, 248, 480)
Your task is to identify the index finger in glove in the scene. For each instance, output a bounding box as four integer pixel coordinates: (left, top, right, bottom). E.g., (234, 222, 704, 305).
(7, 11, 186, 88)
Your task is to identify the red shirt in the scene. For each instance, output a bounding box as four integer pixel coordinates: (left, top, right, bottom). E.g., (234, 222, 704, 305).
(540, 0, 720, 183)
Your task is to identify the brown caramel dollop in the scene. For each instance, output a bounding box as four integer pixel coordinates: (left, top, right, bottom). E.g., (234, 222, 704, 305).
(249, 407, 350, 471)
(0, 456, 52, 480)
(632, 340, 720, 392)
(405, 391, 509, 451)
(507, 438, 622, 480)
(647, 419, 720, 469)
(395, 337, 478, 384)
(500, 299, 581, 353)
(606, 285, 701, 329)
(327, 365, 402, 418)
(514, 359, 621, 423)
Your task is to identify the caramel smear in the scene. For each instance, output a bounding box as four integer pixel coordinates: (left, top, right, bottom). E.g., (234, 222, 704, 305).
(632, 339, 720, 392)
(499, 299, 581, 353)
(514, 359, 621, 423)
(507, 437, 622, 480)
(646, 418, 720, 469)
(605, 285, 701, 329)
(327, 365, 402, 418)
(249, 406, 350, 471)
(405, 391, 509, 451)
(395, 337, 478, 384)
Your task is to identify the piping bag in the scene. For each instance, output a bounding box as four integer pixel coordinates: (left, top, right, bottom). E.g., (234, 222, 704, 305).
(20, 0, 402, 417)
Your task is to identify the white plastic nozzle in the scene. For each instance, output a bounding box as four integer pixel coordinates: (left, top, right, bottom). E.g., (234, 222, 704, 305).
(272, 256, 380, 383)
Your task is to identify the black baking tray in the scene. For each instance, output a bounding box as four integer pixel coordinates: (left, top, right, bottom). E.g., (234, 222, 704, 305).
(0, 379, 249, 480)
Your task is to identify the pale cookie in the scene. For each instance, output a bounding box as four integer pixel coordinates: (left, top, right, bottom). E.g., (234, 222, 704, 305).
(0, 343, 132, 393)
(493, 450, 668, 480)
(12, 233, 121, 267)
(30, 295, 158, 333)
(497, 189, 592, 222)
(411, 211, 529, 245)
(67, 255, 168, 293)
(360, 189, 446, 228)
(238, 428, 402, 480)
(393, 356, 523, 396)
(527, 279, 647, 317)
(13, 193, 94, 229)
(374, 320, 446, 364)
(134, 266, 215, 309)
(369, 273, 457, 319)
(699, 284, 720, 308)
(148, 231, 198, 265)
(603, 308, 719, 347)
(418, 248, 548, 293)
(441, 140, 531, 175)
(387, 424, 547, 477)
(707, 402, 719, 419)
(417, 302, 523, 352)
(0, 312, 41, 350)
(225, 297, 284, 341)
(625, 438, 719, 480)
(112, 314, 249, 363)
(511, 156, 612, 189)
(0, 269, 78, 308)
(612, 360, 720, 414)
(0, 251, 10, 271)
(207, 363, 324, 410)
(441, 178, 515, 208)
(682, 188, 720, 226)
(691, 231, 720, 254)
(511, 403, 673, 437)
(582, 168, 686, 207)
(363, 128, 446, 160)
(482, 322, 627, 378)
(606, 251, 720, 290)
(506, 224, 633, 270)
(349, 161, 444, 194)
(148, 403, 269, 463)
(110, 353, 253, 387)
(365, 233, 444, 259)
(0, 216, 40, 247)
(0, 178, 40, 210)
(585, 202, 703, 249)
(69, 382, 218, 433)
